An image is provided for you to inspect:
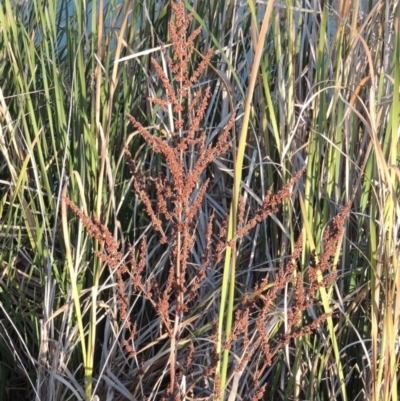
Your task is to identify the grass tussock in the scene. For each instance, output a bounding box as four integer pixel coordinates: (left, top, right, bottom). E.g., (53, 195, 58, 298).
(0, 0, 399, 400)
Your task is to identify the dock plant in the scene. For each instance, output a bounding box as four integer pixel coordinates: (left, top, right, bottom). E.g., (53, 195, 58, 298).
(63, 2, 350, 399)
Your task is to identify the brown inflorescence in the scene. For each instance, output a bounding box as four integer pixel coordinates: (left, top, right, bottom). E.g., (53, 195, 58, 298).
(229, 203, 351, 400)
(63, 1, 352, 398)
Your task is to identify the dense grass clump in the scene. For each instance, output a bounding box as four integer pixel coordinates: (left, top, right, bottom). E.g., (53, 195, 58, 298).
(0, 0, 399, 400)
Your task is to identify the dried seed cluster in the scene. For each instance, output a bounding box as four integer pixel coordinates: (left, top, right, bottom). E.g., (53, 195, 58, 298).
(64, 1, 350, 399)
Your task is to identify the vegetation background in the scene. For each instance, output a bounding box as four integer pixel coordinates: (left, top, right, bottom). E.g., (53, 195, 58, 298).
(0, 0, 399, 400)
